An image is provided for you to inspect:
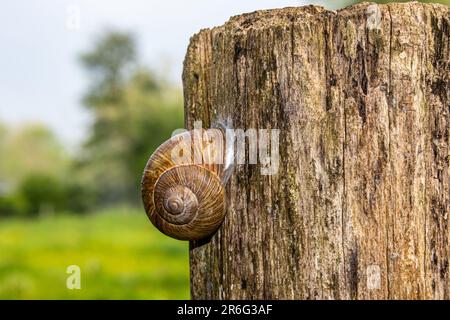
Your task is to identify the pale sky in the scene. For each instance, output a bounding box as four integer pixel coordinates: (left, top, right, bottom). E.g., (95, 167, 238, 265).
(0, 0, 344, 148)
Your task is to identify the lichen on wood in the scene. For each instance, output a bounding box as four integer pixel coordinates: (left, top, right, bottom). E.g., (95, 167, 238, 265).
(183, 2, 449, 299)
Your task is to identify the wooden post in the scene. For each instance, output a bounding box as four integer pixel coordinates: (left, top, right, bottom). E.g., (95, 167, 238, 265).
(182, 3, 449, 299)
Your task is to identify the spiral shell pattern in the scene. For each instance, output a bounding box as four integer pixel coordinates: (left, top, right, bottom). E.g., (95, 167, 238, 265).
(141, 130, 226, 240)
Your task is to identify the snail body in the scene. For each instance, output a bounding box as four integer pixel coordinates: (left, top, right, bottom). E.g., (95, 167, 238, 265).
(141, 129, 228, 240)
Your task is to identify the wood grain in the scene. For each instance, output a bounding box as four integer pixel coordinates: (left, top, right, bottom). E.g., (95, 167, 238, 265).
(183, 3, 449, 299)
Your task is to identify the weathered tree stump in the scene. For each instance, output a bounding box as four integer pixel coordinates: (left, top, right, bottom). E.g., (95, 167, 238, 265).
(182, 2, 449, 299)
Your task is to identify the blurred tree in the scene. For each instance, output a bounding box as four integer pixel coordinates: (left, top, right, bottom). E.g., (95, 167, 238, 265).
(0, 195, 24, 217)
(80, 31, 136, 107)
(63, 179, 97, 213)
(0, 121, 6, 142)
(18, 173, 65, 216)
(79, 31, 183, 206)
(0, 122, 74, 216)
(0, 121, 7, 191)
(0, 124, 69, 188)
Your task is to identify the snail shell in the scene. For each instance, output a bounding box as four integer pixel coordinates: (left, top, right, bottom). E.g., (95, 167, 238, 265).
(141, 129, 227, 240)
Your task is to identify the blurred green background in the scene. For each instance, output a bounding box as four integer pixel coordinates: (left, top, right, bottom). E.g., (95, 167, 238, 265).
(0, 0, 447, 300)
(0, 29, 187, 299)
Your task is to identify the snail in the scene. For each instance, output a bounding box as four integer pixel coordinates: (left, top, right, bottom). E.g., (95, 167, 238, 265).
(141, 127, 232, 240)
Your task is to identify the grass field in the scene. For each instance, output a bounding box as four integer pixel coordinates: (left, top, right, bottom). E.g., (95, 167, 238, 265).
(0, 208, 190, 299)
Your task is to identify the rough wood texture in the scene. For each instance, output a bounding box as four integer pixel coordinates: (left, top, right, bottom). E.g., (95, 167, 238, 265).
(183, 2, 449, 299)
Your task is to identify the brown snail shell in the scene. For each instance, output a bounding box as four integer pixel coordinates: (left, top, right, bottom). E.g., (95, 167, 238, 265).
(141, 130, 227, 240)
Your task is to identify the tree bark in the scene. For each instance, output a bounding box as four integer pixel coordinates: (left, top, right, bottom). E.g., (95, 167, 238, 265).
(182, 2, 449, 299)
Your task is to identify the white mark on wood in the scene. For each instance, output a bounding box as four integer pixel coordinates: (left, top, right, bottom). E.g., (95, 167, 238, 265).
(366, 4, 381, 30)
(367, 265, 381, 290)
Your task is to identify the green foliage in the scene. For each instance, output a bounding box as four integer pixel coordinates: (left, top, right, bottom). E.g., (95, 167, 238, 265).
(5, 173, 98, 216)
(63, 179, 98, 214)
(80, 31, 136, 107)
(119, 69, 184, 202)
(78, 31, 183, 206)
(0, 121, 6, 145)
(17, 174, 66, 216)
(0, 195, 25, 218)
(0, 124, 69, 186)
(0, 209, 189, 299)
(1, 30, 184, 213)
(0, 123, 75, 216)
